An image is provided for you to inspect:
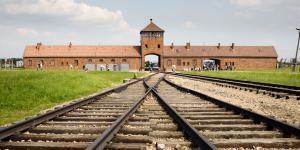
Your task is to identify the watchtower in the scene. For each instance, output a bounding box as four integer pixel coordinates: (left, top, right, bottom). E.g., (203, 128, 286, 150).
(140, 19, 164, 70)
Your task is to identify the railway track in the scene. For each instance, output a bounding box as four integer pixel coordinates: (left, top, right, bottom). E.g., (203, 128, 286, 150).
(1, 72, 299, 150)
(0, 75, 152, 150)
(156, 76, 300, 149)
(104, 93, 193, 149)
(170, 72, 300, 100)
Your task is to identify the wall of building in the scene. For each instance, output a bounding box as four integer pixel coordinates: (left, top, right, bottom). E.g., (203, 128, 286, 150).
(140, 34, 164, 69)
(23, 57, 141, 71)
(163, 57, 203, 71)
(218, 57, 277, 70)
(163, 57, 277, 71)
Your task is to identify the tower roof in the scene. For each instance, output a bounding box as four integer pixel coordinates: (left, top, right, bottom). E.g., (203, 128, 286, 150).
(141, 19, 164, 33)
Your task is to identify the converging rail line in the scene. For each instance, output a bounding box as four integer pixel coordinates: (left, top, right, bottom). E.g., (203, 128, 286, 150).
(156, 75, 300, 149)
(1, 73, 300, 150)
(170, 72, 300, 100)
(0, 74, 156, 150)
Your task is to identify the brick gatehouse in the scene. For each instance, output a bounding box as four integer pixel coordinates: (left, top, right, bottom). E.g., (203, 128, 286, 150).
(23, 19, 277, 71)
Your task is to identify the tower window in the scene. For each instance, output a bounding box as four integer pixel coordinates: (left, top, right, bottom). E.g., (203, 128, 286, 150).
(145, 44, 148, 48)
(158, 44, 160, 48)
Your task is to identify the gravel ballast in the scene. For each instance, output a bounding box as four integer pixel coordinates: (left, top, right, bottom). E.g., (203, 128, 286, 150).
(167, 75, 300, 127)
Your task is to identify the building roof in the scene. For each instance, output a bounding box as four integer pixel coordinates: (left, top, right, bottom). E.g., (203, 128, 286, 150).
(23, 44, 278, 58)
(141, 20, 164, 32)
(23, 45, 141, 58)
(163, 45, 278, 58)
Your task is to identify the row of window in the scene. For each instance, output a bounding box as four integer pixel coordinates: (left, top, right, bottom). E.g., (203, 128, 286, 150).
(167, 59, 197, 66)
(28, 59, 128, 66)
(225, 62, 235, 66)
(145, 44, 160, 49)
(141, 32, 163, 38)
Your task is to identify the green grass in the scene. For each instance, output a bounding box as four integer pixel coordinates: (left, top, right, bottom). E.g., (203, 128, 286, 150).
(182, 68, 300, 87)
(0, 70, 147, 126)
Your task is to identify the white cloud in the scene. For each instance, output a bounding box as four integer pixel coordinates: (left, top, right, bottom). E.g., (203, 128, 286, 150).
(230, 0, 282, 8)
(230, 0, 263, 7)
(182, 21, 196, 29)
(16, 27, 54, 37)
(229, 0, 283, 17)
(4, 0, 136, 33)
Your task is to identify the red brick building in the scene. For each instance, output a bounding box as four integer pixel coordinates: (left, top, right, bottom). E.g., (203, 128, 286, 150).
(23, 19, 277, 71)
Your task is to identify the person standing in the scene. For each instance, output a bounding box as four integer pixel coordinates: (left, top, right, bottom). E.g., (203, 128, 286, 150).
(40, 63, 43, 70)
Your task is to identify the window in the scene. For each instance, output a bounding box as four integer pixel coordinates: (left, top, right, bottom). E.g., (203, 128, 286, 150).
(158, 44, 160, 48)
(177, 59, 181, 66)
(145, 44, 148, 48)
(88, 59, 92, 63)
(74, 60, 79, 66)
(99, 59, 104, 62)
(167, 59, 172, 66)
(192, 59, 197, 66)
(111, 59, 115, 62)
(28, 60, 32, 66)
(50, 60, 55, 66)
(61, 62, 64, 66)
(183, 62, 186, 66)
(187, 62, 190, 66)
(232, 62, 235, 66)
(66, 62, 69, 65)
(122, 59, 127, 62)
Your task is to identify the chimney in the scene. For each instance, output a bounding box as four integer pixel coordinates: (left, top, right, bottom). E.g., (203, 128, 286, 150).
(186, 42, 191, 50)
(231, 43, 235, 49)
(217, 43, 221, 49)
(69, 42, 72, 48)
(36, 42, 42, 50)
(171, 42, 174, 49)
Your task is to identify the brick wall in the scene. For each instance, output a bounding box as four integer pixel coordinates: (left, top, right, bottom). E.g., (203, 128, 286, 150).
(163, 57, 277, 71)
(24, 57, 141, 71)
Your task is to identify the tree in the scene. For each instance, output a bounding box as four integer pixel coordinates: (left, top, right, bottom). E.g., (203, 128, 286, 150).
(145, 61, 150, 68)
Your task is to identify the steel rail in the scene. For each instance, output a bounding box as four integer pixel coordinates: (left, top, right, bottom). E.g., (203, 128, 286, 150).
(86, 80, 152, 150)
(163, 77, 300, 138)
(0, 77, 145, 141)
(145, 75, 217, 150)
(170, 72, 300, 96)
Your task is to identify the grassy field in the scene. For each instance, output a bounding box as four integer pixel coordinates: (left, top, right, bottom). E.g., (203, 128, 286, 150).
(182, 68, 300, 87)
(0, 70, 147, 126)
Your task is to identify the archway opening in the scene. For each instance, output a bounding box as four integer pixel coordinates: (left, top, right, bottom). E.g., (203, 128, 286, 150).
(144, 54, 160, 71)
(203, 59, 220, 71)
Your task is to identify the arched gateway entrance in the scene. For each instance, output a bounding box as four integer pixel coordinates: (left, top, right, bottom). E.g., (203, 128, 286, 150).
(144, 54, 160, 71)
(203, 58, 221, 70)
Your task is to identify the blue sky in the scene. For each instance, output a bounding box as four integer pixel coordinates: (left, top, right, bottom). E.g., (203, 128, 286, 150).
(0, 0, 299, 60)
